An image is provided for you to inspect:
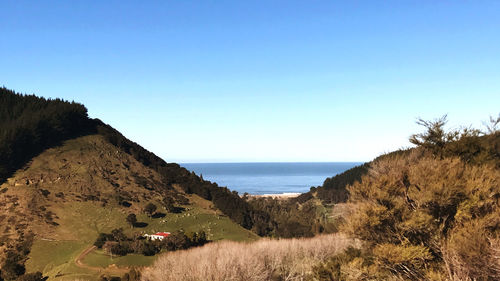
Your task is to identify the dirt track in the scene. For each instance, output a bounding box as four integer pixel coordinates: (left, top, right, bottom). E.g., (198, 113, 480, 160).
(74, 245, 129, 275)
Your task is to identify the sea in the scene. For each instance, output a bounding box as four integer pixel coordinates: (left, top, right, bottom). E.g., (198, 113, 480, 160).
(182, 162, 362, 195)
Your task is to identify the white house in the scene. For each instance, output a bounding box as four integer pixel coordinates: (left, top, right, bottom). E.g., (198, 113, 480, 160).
(144, 232, 171, 240)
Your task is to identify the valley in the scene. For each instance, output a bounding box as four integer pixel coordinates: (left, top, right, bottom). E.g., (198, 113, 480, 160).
(0, 88, 498, 281)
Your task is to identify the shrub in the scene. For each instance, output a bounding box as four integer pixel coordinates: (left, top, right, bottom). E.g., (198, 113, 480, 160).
(126, 214, 137, 227)
(94, 233, 113, 248)
(0, 251, 25, 280)
(15, 272, 46, 281)
(39, 189, 50, 197)
(341, 147, 499, 279)
(142, 233, 356, 281)
(442, 215, 500, 280)
(121, 268, 141, 281)
(143, 203, 157, 217)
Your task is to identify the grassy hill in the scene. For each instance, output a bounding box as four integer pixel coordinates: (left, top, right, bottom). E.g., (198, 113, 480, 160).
(0, 87, 267, 236)
(0, 88, 330, 247)
(0, 87, 265, 280)
(0, 87, 275, 280)
(0, 134, 257, 280)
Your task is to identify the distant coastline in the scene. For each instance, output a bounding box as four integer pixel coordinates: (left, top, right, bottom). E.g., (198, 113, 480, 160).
(250, 192, 301, 199)
(183, 162, 362, 195)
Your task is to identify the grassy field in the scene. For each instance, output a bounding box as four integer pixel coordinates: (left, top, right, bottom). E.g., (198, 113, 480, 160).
(26, 202, 131, 280)
(83, 250, 156, 267)
(137, 196, 259, 242)
(26, 196, 258, 280)
(26, 240, 87, 273)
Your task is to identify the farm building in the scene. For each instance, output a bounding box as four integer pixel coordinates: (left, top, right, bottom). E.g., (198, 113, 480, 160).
(144, 232, 171, 240)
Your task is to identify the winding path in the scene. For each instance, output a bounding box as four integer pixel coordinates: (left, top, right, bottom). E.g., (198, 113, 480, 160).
(74, 245, 129, 275)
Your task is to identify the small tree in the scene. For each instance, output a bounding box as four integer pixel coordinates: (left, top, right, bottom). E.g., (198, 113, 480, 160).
(144, 203, 157, 217)
(0, 251, 25, 280)
(126, 214, 137, 228)
(111, 228, 127, 242)
(94, 233, 112, 248)
(409, 115, 448, 153)
(163, 197, 175, 213)
(122, 268, 141, 281)
(483, 113, 500, 134)
(15, 271, 46, 281)
(102, 241, 118, 259)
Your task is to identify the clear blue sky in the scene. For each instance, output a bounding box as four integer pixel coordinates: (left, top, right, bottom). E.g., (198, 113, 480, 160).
(1, 1, 499, 162)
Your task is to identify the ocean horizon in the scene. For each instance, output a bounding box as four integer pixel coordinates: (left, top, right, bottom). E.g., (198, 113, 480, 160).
(182, 162, 363, 195)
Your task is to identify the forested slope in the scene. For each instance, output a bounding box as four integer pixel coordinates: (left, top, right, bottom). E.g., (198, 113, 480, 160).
(0, 87, 93, 184)
(0, 88, 260, 234)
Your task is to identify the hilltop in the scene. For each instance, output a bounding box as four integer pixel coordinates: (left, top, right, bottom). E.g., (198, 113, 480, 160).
(0, 88, 262, 280)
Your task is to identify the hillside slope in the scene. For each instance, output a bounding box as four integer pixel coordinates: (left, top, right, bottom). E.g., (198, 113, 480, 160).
(0, 134, 257, 280)
(0, 88, 321, 243)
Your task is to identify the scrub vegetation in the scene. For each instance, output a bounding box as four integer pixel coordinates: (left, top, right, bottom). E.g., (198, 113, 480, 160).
(329, 116, 500, 281)
(142, 233, 356, 281)
(144, 115, 499, 281)
(1, 88, 499, 281)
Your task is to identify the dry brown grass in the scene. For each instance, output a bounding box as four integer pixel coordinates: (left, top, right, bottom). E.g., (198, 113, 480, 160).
(442, 235, 500, 281)
(141, 233, 357, 281)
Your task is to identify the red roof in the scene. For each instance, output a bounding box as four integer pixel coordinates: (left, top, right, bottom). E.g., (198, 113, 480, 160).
(155, 232, 170, 237)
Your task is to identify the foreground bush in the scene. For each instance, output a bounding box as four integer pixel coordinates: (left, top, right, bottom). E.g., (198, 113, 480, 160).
(339, 150, 500, 280)
(315, 117, 500, 281)
(142, 233, 356, 281)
